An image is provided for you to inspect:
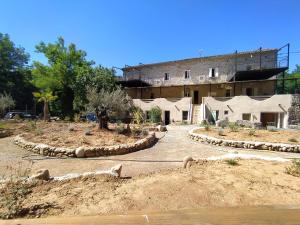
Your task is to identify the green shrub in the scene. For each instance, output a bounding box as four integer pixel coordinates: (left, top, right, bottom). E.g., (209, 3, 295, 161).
(224, 158, 239, 166)
(229, 122, 239, 132)
(149, 106, 161, 123)
(288, 138, 298, 143)
(132, 106, 144, 125)
(131, 126, 142, 136)
(285, 160, 300, 177)
(248, 128, 256, 136)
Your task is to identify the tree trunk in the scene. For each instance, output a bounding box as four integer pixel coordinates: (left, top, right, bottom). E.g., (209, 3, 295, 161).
(99, 116, 108, 130)
(43, 101, 50, 121)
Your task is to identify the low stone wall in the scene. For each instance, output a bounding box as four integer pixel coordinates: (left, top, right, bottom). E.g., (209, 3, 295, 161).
(13, 132, 156, 158)
(188, 128, 300, 153)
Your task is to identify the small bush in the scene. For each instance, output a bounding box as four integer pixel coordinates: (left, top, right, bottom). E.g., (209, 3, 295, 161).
(74, 113, 81, 123)
(248, 128, 256, 136)
(229, 122, 239, 132)
(131, 126, 142, 136)
(285, 160, 300, 177)
(149, 106, 161, 123)
(34, 128, 43, 136)
(115, 123, 126, 134)
(288, 138, 298, 143)
(132, 107, 144, 125)
(218, 128, 225, 136)
(224, 158, 239, 166)
(142, 129, 149, 136)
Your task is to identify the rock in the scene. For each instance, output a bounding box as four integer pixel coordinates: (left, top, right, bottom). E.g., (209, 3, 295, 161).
(183, 156, 194, 169)
(111, 164, 122, 177)
(156, 125, 167, 132)
(216, 118, 229, 128)
(75, 147, 85, 158)
(31, 169, 50, 181)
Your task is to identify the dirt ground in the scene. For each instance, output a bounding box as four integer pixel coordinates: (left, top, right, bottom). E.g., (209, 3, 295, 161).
(18, 121, 141, 148)
(196, 127, 300, 144)
(1, 159, 300, 219)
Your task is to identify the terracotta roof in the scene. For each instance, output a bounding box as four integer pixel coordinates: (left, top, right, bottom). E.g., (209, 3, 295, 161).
(122, 48, 278, 71)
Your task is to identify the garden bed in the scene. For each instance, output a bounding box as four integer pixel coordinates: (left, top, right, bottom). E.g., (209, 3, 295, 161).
(189, 127, 300, 153)
(195, 127, 300, 144)
(12, 121, 156, 158)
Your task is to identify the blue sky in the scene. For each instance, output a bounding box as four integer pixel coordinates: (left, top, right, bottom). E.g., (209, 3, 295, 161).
(1, 0, 299, 75)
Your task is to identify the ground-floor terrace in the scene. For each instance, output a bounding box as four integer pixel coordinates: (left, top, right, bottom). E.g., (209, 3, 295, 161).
(126, 80, 300, 127)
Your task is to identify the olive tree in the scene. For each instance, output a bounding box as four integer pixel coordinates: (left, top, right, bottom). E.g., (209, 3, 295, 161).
(86, 87, 133, 129)
(0, 93, 15, 116)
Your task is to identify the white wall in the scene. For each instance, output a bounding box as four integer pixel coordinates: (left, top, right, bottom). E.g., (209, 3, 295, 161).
(202, 95, 293, 128)
(133, 97, 192, 124)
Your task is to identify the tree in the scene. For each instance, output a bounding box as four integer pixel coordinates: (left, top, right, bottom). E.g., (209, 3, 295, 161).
(86, 87, 133, 129)
(32, 37, 94, 117)
(0, 33, 34, 110)
(33, 91, 58, 121)
(0, 93, 15, 116)
(73, 65, 117, 111)
(277, 65, 300, 93)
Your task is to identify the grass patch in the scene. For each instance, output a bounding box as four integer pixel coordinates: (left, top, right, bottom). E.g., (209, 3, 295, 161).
(224, 158, 239, 166)
(285, 160, 300, 177)
(288, 138, 298, 143)
(228, 122, 239, 132)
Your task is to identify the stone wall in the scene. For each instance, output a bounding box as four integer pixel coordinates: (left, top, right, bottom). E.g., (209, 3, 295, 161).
(288, 95, 300, 125)
(13, 133, 156, 158)
(189, 128, 300, 153)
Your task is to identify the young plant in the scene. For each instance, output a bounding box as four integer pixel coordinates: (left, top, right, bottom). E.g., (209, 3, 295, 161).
(285, 160, 300, 177)
(224, 158, 239, 166)
(288, 138, 298, 143)
(248, 128, 256, 136)
(229, 122, 239, 132)
(149, 106, 162, 123)
(132, 106, 144, 125)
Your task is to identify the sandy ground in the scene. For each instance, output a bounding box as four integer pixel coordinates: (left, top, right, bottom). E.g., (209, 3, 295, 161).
(2, 159, 300, 218)
(196, 127, 300, 144)
(1, 125, 300, 179)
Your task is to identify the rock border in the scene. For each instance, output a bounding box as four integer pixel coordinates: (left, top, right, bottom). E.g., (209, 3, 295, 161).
(13, 132, 156, 158)
(188, 127, 300, 153)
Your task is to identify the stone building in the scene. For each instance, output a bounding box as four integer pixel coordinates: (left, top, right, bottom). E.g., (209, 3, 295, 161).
(119, 46, 299, 128)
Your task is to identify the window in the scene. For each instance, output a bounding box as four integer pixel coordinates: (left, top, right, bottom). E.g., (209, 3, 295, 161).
(184, 70, 190, 79)
(209, 68, 219, 78)
(182, 111, 188, 121)
(164, 73, 170, 80)
(246, 87, 253, 96)
(150, 93, 154, 99)
(242, 113, 251, 121)
(225, 89, 231, 97)
(224, 110, 229, 115)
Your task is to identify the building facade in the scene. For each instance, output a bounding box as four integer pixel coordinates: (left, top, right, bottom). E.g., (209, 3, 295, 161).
(120, 46, 298, 128)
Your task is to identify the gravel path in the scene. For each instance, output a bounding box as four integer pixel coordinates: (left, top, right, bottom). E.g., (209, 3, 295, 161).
(0, 125, 299, 178)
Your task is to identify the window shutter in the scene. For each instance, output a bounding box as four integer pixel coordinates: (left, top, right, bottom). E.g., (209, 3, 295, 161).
(209, 68, 212, 77)
(215, 68, 219, 77)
